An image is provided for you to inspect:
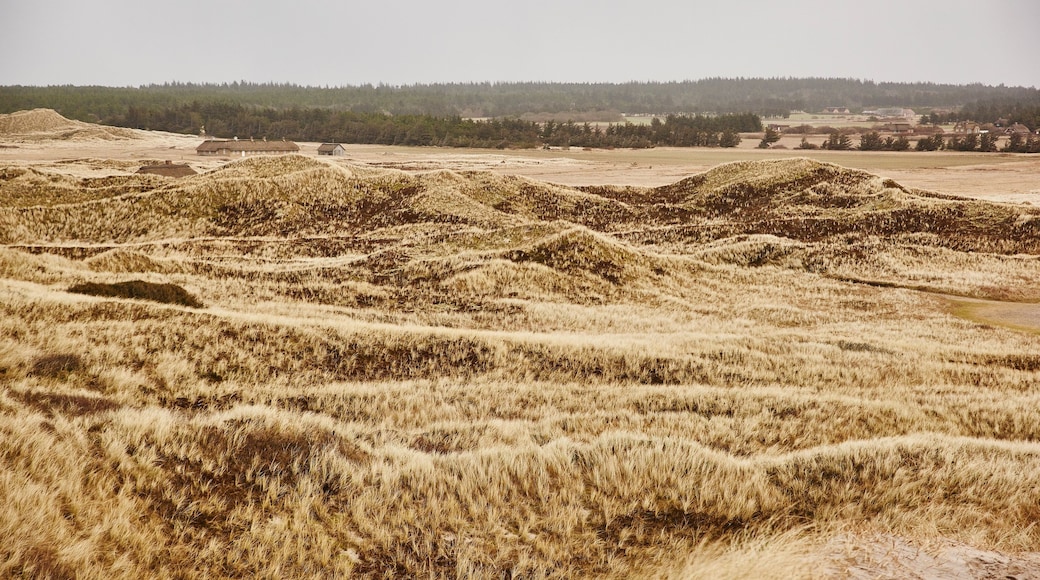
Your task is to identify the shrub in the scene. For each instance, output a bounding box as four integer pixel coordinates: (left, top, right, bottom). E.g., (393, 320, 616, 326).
(68, 280, 205, 308)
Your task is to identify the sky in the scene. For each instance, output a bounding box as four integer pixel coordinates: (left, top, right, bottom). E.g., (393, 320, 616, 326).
(1, 0, 1038, 88)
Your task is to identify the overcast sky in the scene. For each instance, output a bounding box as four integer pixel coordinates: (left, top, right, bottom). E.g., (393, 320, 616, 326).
(2, 0, 1038, 88)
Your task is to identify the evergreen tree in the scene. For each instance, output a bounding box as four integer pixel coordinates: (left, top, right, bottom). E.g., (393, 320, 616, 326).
(979, 131, 998, 152)
(822, 131, 852, 150)
(858, 131, 884, 151)
(719, 129, 741, 148)
(1002, 132, 1025, 152)
(757, 126, 781, 148)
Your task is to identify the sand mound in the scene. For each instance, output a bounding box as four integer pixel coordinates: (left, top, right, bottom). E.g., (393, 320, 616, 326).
(634, 158, 1040, 254)
(505, 226, 663, 284)
(85, 249, 171, 274)
(657, 158, 898, 213)
(0, 109, 83, 134)
(0, 108, 141, 142)
(200, 154, 355, 181)
(442, 171, 636, 229)
(439, 259, 585, 302)
(694, 234, 807, 268)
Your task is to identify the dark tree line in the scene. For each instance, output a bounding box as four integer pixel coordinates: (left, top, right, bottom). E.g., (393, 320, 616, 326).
(3, 79, 1039, 121)
(101, 102, 756, 149)
(856, 131, 910, 151)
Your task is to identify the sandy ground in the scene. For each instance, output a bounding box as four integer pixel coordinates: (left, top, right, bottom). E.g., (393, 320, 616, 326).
(947, 295, 1040, 335)
(820, 534, 1040, 580)
(2, 130, 1039, 204)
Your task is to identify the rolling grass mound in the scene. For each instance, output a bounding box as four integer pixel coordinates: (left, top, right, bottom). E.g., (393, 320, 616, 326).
(639, 158, 1040, 254)
(4, 155, 1040, 576)
(505, 226, 664, 284)
(84, 249, 172, 274)
(694, 234, 808, 268)
(0, 165, 163, 209)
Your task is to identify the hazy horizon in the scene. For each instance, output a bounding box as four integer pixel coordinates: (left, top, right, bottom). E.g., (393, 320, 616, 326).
(2, 0, 1039, 89)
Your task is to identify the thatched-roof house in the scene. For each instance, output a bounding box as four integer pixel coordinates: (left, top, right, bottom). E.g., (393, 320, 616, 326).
(882, 122, 914, 134)
(1005, 123, 1032, 136)
(317, 143, 346, 156)
(196, 138, 299, 157)
(136, 161, 197, 178)
(953, 121, 981, 134)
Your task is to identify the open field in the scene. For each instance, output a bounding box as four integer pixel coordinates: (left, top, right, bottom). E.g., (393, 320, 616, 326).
(2, 111, 1040, 578)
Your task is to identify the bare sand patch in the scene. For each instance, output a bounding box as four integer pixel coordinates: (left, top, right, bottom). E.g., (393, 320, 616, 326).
(818, 533, 1040, 580)
(947, 295, 1040, 335)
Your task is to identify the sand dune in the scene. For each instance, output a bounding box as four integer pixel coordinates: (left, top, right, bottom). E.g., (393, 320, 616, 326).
(0, 108, 144, 142)
(1, 145, 1039, 577)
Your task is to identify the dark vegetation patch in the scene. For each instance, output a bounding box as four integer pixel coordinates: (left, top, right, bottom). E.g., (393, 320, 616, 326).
(29, 353, 84, 378)
(7, 545, 77, 580)
(966, 354, 1040, 372)
(8, 389, 121, 417)
(160, 393, 241, 411)
(322, 336, 497, 380)
(68, 280, 204, 308)
(142, 421, 369, 536)
(836, 340, 893, 354)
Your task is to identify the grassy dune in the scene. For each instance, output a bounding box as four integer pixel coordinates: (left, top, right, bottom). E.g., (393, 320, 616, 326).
(2, 155, 1039, 578)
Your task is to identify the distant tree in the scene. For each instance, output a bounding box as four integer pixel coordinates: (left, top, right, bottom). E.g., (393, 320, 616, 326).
(979, 131, 998, 152)
(822, 131, 852, 150)
(719, 129, 741, 147)
(1002, 132, 1025, 152)
(915, 134, 945, 151)
(858, 131, 884, 151)
(948, 133, 979, 151)
(757, 126, 781, 148)
(891, 135, 911, 151)
(796, 136, 819, 150)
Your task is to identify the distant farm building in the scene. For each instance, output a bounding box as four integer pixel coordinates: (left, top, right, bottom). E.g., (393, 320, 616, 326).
(196, 138, 299, 157)
(1005, 123, 1032, 136)
(318, 143, 346, 156)
(136, 161, 197, 178)
(823, 107, 850, 114)
(953, 121, 981, 134)
(882, 122, 914, 134)
(871, 107, 916, 120)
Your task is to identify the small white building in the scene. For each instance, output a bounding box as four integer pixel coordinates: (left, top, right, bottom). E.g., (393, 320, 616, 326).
(317, 143, 347, 156)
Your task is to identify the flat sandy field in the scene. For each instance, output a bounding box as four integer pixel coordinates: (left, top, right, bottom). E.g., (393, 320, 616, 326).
(4, 128, 1039, 203)
(3, 112, 1040, 578)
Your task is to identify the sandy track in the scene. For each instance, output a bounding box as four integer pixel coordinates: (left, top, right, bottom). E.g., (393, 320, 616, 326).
(947, 296, 1040, 335)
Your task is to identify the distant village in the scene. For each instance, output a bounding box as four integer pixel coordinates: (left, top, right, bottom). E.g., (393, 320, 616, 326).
(143, 107, 1039, 170)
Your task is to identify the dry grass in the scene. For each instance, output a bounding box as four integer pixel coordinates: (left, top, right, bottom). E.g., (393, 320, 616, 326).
(2, 153, 1039, 578)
